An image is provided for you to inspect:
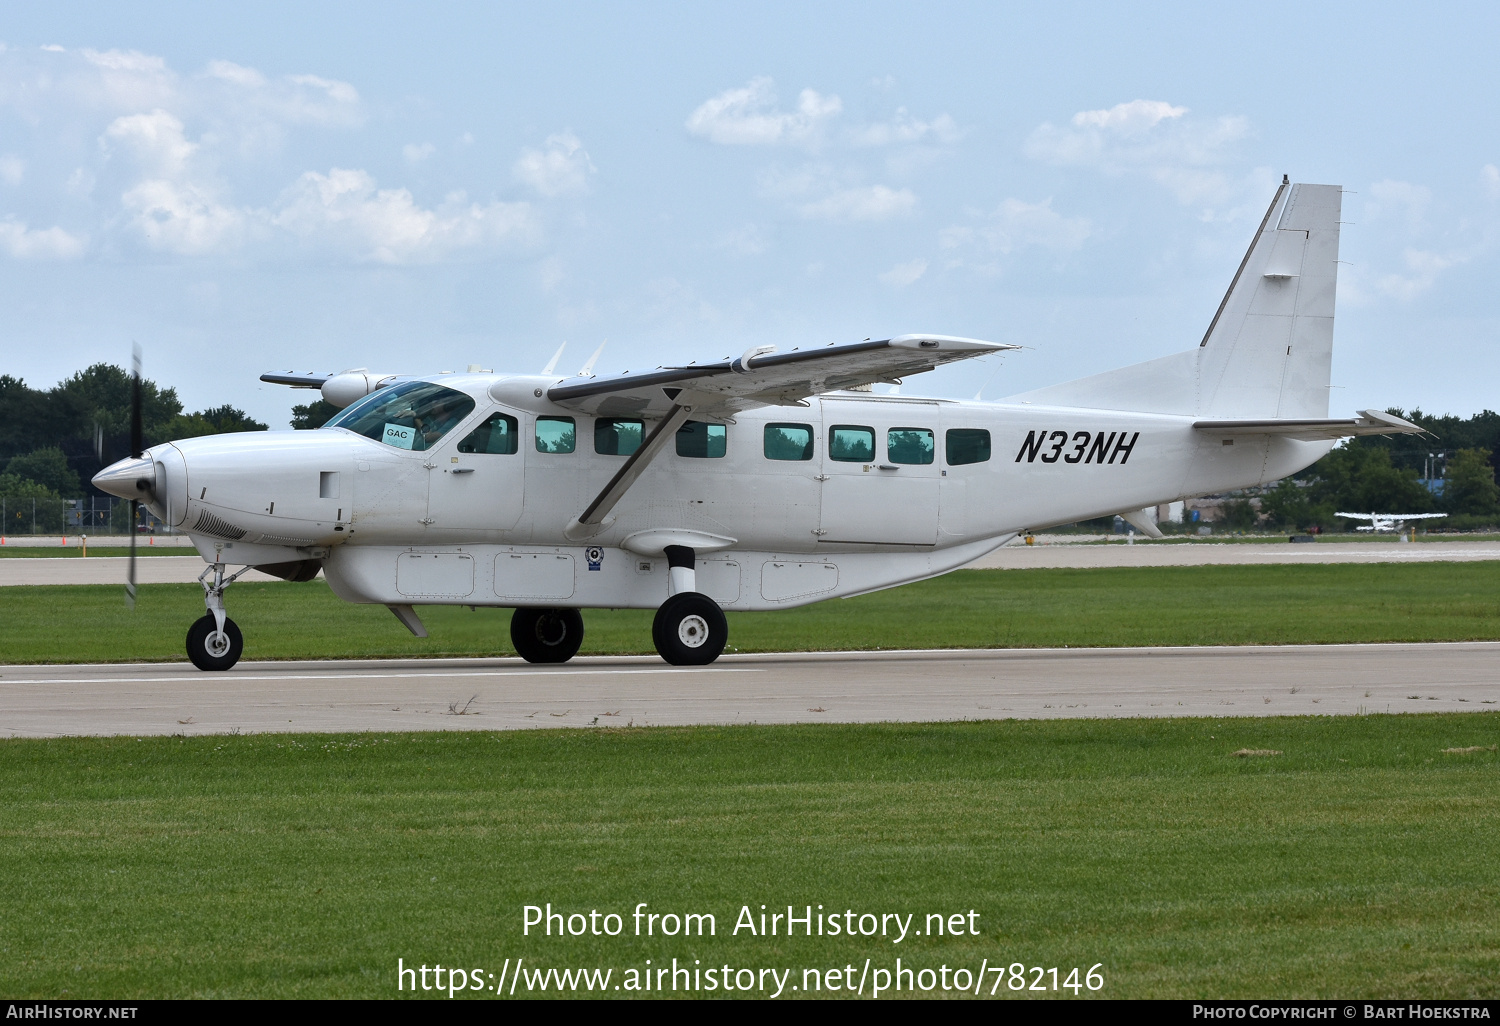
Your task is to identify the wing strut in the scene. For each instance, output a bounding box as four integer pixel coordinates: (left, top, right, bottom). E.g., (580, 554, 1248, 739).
(563, 404, 695, 541)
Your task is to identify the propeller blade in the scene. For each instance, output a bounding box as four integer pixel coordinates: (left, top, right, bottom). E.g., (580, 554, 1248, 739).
(126, 499, 138, 609)
(130, 343, 143, 460)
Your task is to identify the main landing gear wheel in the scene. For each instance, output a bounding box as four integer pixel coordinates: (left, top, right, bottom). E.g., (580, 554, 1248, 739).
(186, 614, 244, 672)
(652, 592, 728, 666)
(510, 607, 585, 664)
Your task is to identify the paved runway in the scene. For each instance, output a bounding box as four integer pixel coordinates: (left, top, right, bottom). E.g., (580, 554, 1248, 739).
(3, 643, 1496, 738)
(967, 539, 1500, 569)
(2, 540, 1497, 586)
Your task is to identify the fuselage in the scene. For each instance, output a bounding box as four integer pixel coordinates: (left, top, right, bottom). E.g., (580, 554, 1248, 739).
(128, 372, 1333, 611)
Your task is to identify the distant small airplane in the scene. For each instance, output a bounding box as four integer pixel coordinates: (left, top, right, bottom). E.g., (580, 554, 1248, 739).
(1335, 512, 1447, 533)
(95, 178, 1427, 671)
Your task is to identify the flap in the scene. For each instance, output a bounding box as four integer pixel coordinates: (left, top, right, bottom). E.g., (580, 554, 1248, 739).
(546, 334, 1013, 419)
(1192, 409, 1424, 441)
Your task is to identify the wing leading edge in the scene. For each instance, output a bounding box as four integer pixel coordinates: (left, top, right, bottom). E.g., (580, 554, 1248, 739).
(546, 335, 1014, 419)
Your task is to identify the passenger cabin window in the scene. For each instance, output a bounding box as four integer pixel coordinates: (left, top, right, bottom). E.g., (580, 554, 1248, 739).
(676, 420, 727, 458)
(946, 428, 991, 465)
(456, 412, 519, 455)
(888, 427, 935, 465)
(595, 418, 644, 456)
(829, 425, 875, 462)
(535, 416, 577, 454)
(325, 380, 476, 452)
(764, 423, 814, 461)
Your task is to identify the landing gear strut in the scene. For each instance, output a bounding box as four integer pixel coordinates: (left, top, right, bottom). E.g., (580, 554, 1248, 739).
(187, 562, 250, 671)
(511, 607, 585, 663)
(651, 545, 728, 665)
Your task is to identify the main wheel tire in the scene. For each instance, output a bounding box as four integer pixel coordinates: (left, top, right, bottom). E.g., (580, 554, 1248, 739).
(186, 614, 244, 671)
(651, 592, 728, 666)
(510, 607, 585, 663)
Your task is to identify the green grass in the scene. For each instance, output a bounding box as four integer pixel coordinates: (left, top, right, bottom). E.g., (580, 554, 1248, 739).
(0, 545, 192, 557)
(0, 715, 1495, 998)
(2, 563, 1499, 664)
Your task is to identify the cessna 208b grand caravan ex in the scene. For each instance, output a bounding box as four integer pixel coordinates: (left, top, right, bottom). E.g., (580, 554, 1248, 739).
(94, 179, 1423, 670)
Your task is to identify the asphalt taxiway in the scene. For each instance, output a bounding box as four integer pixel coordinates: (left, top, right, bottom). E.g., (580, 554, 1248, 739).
(3, 643, 1495, 738)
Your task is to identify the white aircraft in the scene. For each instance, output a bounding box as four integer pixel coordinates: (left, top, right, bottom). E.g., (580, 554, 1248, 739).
(95, 178, 1424, 671)
(1335, 511, 1447, 532)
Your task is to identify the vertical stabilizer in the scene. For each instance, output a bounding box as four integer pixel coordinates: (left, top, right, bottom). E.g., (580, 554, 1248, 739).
(1001, 180, 1342, 419)
(1196, 180, 1341, 419)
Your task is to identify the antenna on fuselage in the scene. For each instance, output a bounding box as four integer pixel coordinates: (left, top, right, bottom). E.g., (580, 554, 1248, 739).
(578, 341, 606, 378)
(540, 342, 567, 375)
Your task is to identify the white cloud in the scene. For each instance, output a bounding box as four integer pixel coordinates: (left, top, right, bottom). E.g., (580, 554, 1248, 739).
(878, 258, 927, 287)
(1376, 248, 1461, 302)
(204, 59, 265, 89)
(716, 223, 768, 255)
(512, 132, 594, 197)
(403, 142, 436, 163)
(102, 110, 247, 254)
(850, 109, 960, 147)
(78, 48, 177, 110)
(759, 164, 916, 222)
(942, 197, 1091, 256)
(104, 109, 199, 178)
(273, 168, 536, 263)
(0, 219, 86, 259)
(798, 184, 915, 221)
(1024, 99, 1248, 204)
(1, 46, 527, 264)
(686, 77, 842, 146)
(1366, 179, 1432, 230)
(1071, 99, 1186, 132)
(120, 178, 247, 255)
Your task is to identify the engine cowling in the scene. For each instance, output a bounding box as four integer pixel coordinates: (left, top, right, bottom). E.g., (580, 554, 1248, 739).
(321, 371, 397, 409)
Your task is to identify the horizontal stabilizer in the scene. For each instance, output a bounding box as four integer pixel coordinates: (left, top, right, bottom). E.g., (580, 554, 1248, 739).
(1192, 409, 1424, 441)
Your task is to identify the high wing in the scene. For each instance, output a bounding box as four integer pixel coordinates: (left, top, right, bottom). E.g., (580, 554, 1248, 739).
(1334, 512, 1376, 521)
(1193, 409, 1425, 441)
(261, 372, 333, 389)
(546, 335, 1014, 420)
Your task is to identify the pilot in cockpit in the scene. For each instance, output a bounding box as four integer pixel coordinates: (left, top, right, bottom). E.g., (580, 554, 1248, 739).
(416, 399, 463, 446)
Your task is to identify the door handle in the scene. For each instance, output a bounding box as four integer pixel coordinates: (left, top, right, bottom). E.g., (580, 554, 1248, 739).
(451, 468, 475, 474)
(878, 464, 899, 470)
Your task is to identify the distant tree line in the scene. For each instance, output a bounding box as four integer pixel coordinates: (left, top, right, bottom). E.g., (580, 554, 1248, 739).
(1256, 408, 1500, 531)
(0, 364, 267, 501)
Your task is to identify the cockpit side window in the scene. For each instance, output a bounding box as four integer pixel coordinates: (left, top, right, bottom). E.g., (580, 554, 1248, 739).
(326, 381, 476, 451)
(456, 411, 519, 454)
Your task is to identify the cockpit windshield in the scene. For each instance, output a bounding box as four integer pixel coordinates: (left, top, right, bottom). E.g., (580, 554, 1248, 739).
(324, 381, 476, 451)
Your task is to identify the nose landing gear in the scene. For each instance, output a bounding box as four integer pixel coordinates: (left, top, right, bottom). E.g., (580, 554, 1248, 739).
(187, 562, 252, 671)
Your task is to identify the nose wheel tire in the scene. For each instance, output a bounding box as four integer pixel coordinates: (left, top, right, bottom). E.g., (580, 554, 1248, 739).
(510, 607, 585, 664)
(652, 592, 728, 666)
(186, 614, 243, 671)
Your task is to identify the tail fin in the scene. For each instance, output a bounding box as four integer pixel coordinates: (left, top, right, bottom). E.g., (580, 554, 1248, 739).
(1002, 179, 1342, 419)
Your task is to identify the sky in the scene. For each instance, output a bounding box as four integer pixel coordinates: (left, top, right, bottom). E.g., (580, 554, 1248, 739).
(1, 1, 1496, 429)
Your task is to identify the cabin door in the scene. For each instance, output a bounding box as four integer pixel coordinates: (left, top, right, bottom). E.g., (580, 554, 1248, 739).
(817, 399, 939, 545)
(425, 407, 526, 531)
